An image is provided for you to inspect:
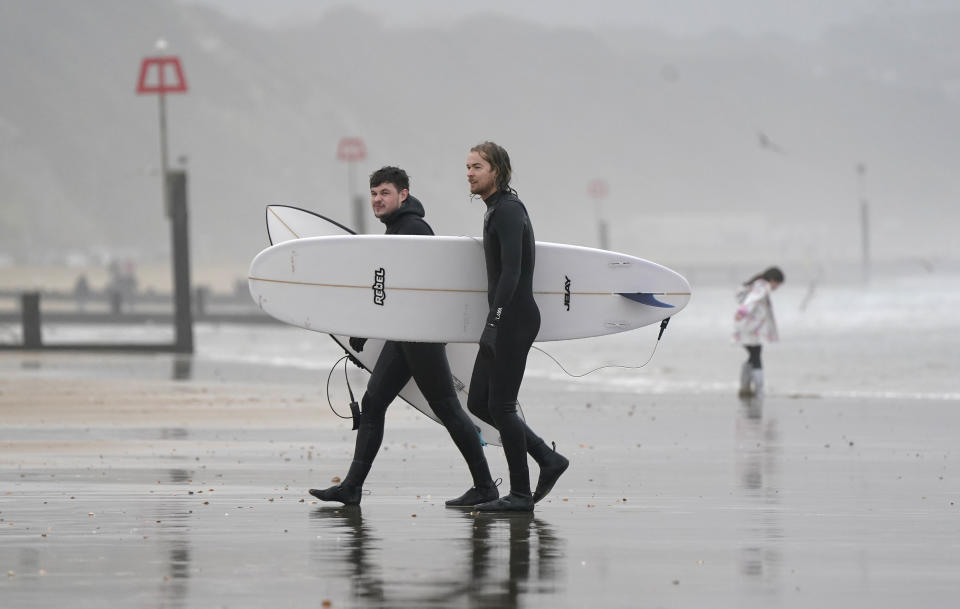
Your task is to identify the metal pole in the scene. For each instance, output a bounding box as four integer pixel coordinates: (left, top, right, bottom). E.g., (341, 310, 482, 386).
(598, 219, 610, 251)
(349, 161, 366, 234)
(158, 92, 171, 217)
(588, 179, 610, 250)
(861, 198, 870, 283)
(857, 164, 870, 283)
(353, 194, 366, 235)
(595, 199, 609, 250)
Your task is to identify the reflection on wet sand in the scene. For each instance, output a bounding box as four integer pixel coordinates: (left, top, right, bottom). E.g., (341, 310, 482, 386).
(735, 395, 783, 594)
(171, 356, 193, 381)
(310, 506, 386, 604)
(441, 511, 563, 608)
(309, 506, 563, 608)
(150, 468, 196, 609)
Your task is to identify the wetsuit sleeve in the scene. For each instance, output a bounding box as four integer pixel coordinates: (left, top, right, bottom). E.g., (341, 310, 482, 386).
(486, 202, 526, 325)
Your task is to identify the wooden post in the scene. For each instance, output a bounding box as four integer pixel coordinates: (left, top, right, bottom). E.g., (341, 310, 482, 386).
(168, 170, 194, 353)
(194, 286, 208, 316)
(21, 292, 42, 348)
(110, 290, 123, 314)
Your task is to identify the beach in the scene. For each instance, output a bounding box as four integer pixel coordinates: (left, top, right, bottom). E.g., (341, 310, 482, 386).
(1, 275, 959, 608)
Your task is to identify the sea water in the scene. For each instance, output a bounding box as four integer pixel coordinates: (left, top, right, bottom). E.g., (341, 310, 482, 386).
(5, 272, 956, 400)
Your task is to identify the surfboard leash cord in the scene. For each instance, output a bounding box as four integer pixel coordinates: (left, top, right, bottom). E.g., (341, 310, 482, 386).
(532, 317, 670, 378)
(325, 317, 670, 412)
(325, 355, 362, 428)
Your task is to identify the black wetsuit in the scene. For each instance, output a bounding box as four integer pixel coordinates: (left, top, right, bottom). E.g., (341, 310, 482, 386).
(467, 190, 555, 496)
(335, 196, 493, 494)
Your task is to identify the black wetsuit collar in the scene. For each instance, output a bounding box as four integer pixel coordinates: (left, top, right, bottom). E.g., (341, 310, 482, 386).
(482, 190, 509, 208)
(380, 194, 425, 227)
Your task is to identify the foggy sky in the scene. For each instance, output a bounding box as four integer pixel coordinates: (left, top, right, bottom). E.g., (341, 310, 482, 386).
(179, 0, 955, 40)
(3, 0, 959, 278)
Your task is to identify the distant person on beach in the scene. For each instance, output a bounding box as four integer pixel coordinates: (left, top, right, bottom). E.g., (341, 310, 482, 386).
(73, 274, 91, 311)
(309, 166, 497, 507)
(106, 259, 138, 312)
(464, 141, 569, 512)
(733, 266, 785, 397)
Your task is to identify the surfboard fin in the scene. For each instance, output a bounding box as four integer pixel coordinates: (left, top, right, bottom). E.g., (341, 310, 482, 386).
(618, 292, 674, 308)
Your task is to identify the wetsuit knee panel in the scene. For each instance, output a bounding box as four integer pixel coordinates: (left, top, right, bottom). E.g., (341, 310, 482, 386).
(466, 393, 488, 418)
(360, 391, 389, 423)
(489, 400, 519, 417)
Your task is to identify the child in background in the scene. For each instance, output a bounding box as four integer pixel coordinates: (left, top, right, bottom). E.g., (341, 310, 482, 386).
(734, 267, 785, 397)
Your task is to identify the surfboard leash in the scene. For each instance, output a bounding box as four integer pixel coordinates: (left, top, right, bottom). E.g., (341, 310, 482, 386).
(325, 355, 362, 429)
(532, 317, 671, 378)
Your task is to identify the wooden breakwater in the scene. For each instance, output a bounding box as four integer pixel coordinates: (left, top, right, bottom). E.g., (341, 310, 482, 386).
(0, 287, 275, 352)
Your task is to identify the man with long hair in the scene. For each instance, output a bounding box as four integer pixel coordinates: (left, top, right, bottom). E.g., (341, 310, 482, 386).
(463, 142, 569, 512)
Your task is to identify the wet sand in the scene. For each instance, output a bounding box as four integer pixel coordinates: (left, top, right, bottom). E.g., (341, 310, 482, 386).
(2, 358, 958, 609)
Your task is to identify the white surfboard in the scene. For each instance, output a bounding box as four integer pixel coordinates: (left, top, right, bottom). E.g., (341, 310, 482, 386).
(250, 220, 691, 343)
(264, 205, 508, 446)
